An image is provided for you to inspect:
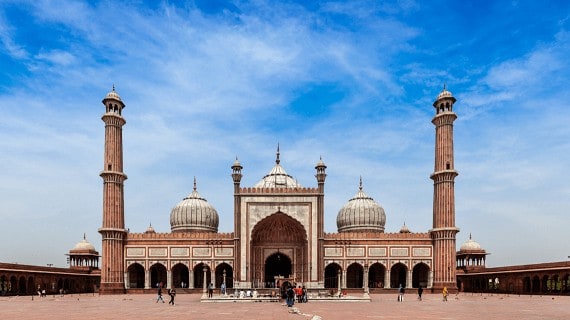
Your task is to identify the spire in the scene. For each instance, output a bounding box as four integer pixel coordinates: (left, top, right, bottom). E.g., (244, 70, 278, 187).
(112, 84, 116, 92)
(276, 143, 280, 164)
(359, 176, 363, 190)
(469, 232, 472, 240)
(443, 83, 446, 91)
(83, 232, 86, 241)
(193, 176, 197, 191)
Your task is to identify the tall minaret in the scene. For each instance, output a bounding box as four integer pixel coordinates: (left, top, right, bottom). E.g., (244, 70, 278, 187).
(430, 85, 460, 291)
(231, 157, 243, 282)
(98, 86, 128, 294)
(315, 156, 327, 283)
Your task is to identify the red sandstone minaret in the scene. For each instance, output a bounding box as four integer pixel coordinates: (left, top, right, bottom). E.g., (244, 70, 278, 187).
(98, 86, 127, 294)
(315, 156, 327, 283)
(430, 85, 459, 291)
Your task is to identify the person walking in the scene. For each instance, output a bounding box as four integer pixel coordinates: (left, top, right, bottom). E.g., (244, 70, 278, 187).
(442, 286, 448, 302)
(398, 284, 405, 302)
(156, 285, 165, 303)
(418, 286, 423, 301)
(168, 288, 176, 305)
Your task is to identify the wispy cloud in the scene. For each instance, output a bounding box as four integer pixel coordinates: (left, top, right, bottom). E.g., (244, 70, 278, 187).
(0, 1, 569, 267)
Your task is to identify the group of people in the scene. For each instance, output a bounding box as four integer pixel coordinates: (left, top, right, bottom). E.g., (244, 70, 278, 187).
(285, 285, 307, 307)
(153, 281, 449, 305)
(398, 284, 449, 302)
(156, 282, 176, 305)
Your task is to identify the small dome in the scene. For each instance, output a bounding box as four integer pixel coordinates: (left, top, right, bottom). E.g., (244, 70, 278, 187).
(315, 156, 326, 168)
(232, 157, 242, 168)
(399, 222, 411, 233)
(170, 178, 219, 233)
(103, 85, 122, 102)
(337, 178, 386, 233)
(145, 223, 156, 234)
(435, 84, 456, 101)
(254, 146, 301, 188)
(71, 234, 97, 252)
(459, 234, 484, 252)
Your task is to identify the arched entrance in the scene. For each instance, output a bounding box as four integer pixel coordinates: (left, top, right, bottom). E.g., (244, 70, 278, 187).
(324, 263, 341, 289)
(250, 212, 308, 287)
(171, 263, 189, 288)
(127, 263, 145, 288)
(532, 276, 540, 293)
(150, 263, 167, 288)
(264, 252, 292, 286)
(27, 276, 35, 294)
(346, 263, 363, 288)
(390, 263, 407, 288)
(412, 263, 430, 288)
(215, 263, 234, 289)
(369, 263, 385, 288)
(193, 263, 211, 289)
(18, 276, 26, 295)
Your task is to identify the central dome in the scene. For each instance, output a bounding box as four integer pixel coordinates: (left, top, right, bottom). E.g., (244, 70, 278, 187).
(337, 178, 386, 233)
(170, 178, 219, 232)
(254, 146, 301, 188)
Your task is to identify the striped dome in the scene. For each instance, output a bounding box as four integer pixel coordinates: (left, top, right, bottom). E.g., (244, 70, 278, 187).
(336, 178, 386, 233)
(170, 178, 219, 233)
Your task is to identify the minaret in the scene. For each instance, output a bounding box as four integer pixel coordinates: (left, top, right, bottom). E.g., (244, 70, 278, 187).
(231, 156, 243, 281)
(430, 85, 460, 291)
(98, 86, 128, 294)
(315, 156, 326, 282)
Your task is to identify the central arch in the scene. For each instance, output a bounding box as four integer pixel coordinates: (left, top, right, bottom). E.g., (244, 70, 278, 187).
(265, 252, 292, 285)
(250, 212, 308, 287)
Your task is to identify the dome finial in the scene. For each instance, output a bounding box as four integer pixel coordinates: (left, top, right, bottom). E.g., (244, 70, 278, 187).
(193, 176, 197, 191)
(112, 84, 116, 92)
(276, 143, 280, 164)
(359, 176, 363, 190)
(469, 232, 472, 240)
(83, 232, 86, 240)
(443, 83, 446, 91)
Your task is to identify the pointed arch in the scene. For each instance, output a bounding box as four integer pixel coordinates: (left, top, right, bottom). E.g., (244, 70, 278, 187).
(390, 263, 408, 288)
(150, 263, 167, 288)
(172, 263, 189, 289)
(346, 263, 363, 288)
(324, 263, 342, 289)
(412, 262, 430, 288)
(193, 262, 211, 289)
(368, 263, 386, 288)
(215, 263, 233, 289)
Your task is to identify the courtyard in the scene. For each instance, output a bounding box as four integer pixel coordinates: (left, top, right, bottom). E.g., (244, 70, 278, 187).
(1, 292, 569, 320)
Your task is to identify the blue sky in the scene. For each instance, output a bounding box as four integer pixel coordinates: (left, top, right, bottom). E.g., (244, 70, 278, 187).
(0, 0, 569, 268)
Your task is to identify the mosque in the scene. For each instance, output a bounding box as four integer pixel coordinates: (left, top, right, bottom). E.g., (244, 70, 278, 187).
(2, 86, 567, 297)
(98, 86, 460, 295)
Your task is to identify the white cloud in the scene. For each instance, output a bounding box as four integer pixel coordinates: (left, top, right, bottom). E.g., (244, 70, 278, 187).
(0, 1, 569, 269)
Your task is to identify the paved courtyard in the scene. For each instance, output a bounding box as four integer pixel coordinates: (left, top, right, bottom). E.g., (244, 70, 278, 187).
(1, 292, 569, 320)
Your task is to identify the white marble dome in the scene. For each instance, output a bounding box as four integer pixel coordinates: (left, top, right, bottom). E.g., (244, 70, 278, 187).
(103, 85, 122, 102)
(254, 147, 301, 188)
(436, 84, 454, 100)
(70, 235, 97, 252)
(459, 234, 484, 251)
(170, 179, 219, 233)
(337, 178, 386, 233)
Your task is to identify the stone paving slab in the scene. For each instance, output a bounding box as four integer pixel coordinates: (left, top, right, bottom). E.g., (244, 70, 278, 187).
(1, 293, 569, 320)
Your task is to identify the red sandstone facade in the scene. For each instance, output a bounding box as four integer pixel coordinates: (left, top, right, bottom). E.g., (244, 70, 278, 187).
(98, 86, 460, 294)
